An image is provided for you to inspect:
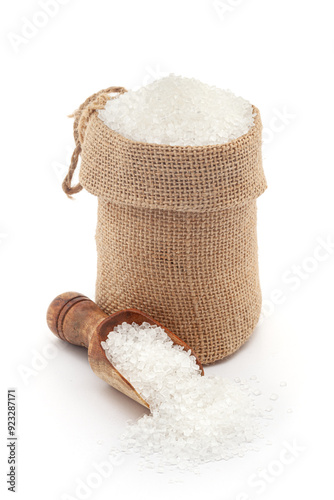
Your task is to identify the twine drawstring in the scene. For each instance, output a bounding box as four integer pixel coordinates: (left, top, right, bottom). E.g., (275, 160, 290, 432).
(62, 86, 127, 197)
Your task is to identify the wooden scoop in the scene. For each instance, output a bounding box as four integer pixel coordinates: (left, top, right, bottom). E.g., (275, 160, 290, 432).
(47, 292, 204, 408)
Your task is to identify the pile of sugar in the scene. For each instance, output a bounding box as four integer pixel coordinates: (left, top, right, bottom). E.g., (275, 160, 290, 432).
(102, 322, 264, 469)
(98, 75, 255, 146)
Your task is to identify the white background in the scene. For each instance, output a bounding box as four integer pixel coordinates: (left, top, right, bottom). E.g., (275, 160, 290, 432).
(1, 0, 334, 499)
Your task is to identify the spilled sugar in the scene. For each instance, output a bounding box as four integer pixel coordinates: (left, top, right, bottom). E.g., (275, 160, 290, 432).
(102, 322, 266, 469)
(98, 74, 255, 146)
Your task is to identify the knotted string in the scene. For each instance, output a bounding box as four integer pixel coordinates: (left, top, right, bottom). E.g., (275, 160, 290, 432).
(62, 86, 127, 197)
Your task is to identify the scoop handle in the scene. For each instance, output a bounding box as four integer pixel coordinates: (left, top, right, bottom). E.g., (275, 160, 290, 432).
(46, 292, 108, 348)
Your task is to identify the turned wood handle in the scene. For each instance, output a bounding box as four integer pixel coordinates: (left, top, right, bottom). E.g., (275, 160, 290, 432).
(46, 292, 108, 348)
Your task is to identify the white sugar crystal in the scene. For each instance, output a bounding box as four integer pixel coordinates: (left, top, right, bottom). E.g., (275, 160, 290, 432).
(270, 393, 279, 401)
(98, 75, 255, 146)
(102, 323, 265, 470)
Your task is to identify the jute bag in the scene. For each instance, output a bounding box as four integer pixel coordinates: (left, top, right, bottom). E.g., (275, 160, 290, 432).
(63, 86, 267, 364)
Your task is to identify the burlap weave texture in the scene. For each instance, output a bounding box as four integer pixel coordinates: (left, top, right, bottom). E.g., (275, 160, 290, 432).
(66, 88, 267, 364)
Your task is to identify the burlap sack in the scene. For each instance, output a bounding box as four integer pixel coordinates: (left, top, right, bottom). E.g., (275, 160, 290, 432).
(63, 86, 267, 364)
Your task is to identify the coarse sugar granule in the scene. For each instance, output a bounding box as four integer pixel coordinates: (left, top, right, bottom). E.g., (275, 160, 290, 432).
(102, 322, 265, 469)
(98, 74, 255, 146)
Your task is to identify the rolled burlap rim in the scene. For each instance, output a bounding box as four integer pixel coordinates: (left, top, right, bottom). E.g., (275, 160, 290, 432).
(62, 86, 266, 211)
